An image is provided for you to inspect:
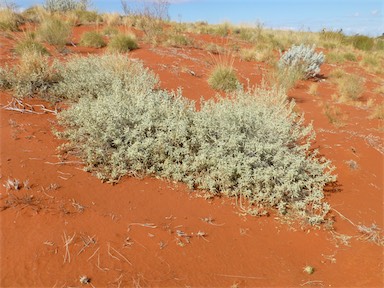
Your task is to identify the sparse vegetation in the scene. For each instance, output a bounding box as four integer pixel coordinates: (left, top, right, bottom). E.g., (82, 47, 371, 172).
(14, 32, 49, 55)
(369, 103, 384, 120)
(108, 33, 138, 52)
(0, 7, 22, 31)
(0, 50, 58, 98)
(350, 35, 374, 51)
(79, 31, 106, 48)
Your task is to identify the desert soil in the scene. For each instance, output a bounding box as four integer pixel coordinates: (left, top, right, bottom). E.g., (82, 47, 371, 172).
(1, 25, 383, 287)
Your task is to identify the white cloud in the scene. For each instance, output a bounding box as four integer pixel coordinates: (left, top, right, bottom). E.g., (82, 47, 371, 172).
(371, 9, 380, 16)
(353, 12, 360, 17)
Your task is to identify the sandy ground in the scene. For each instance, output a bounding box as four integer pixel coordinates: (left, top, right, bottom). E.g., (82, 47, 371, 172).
(1, 25, 383, 287)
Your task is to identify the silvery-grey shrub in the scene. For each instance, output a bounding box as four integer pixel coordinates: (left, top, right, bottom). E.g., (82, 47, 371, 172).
(57, 54, 336, 224)
(44, 0, 89, 12)
(278, 44, 325, 79)
(52, 54, 158, 101)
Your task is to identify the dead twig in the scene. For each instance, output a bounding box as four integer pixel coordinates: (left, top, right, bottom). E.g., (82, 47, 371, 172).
(62, 231, 76, 264)
(107, 243, 132, 265)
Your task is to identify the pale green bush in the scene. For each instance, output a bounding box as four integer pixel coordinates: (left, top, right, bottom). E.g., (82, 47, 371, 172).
(56, 54, 335, 224)
(52, 54, 158, 101)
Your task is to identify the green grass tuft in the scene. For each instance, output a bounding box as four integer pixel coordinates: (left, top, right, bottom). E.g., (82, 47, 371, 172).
(108, 33, 138, 52)
(79, 31, 106, 48)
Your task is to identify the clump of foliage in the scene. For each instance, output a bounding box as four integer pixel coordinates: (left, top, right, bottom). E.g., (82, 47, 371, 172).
(15, 32, 49, 55)
(0, 8, 22, 31)
(336, 73, 365, 102)
(108, 33, 138, 52)
(73, 9, 101, 24)
(79, 31, 106, 48)
(0, 51, 58, 98)
(102, 26, 118, 37)
(350, 35, 374, 51)
(43, 0, 89, 12)
(52, 54, 157, 101)
(278, 44, 325, 79)
(54, 54, 335, 224)
(208, 59, 240, 92)
(37, 16, 71, 48)
(165, 33, 192, 47)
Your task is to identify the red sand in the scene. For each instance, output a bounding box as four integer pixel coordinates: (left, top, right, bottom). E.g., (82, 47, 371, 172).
(1, 25, 383, 287)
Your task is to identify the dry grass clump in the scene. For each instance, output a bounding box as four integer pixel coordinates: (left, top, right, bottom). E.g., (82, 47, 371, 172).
(308, 83, 318, 96)
(108, 33, 138, 52)
(15, 33, 49, 55)
(335, 73, 365, 102)
(204, 43, 226, 55)
(71, 9, 101, 25)
(323, 103, 346, 127)
(319, 30, 346, 49)
(0, 8, 21, 31)
(164, 32, 192, 47)
(369, 103, 384, 120)
(350, 35, 374, 51)
(79, 31, 106, 48)
(22, 6, 49, 23)
(102, 12, 121, 26)
(208, 56, 239, 92)
(0, 50, 58, 98)
(102, 25, 118, 37)
(360, 53, 384, 74)
(239, 47, 275, 64)
(37, 16, 71, 48)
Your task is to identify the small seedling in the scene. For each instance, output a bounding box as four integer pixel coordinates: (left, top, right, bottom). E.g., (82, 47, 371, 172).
(303, 265, 315, 275)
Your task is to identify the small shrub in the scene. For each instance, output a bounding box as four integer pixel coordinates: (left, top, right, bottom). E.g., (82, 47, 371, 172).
(208, 63, 239, 92)
(79, 31, 106, 48)
(108, 33, 138, 52)
(278, 44, 325, 79)
(43, 0, 88, 12)
(37, 16, 71, 48)
(351, 35, 374, 51)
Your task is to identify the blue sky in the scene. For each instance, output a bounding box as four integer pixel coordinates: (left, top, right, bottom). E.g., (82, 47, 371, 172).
(17, 0, 383, 36)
